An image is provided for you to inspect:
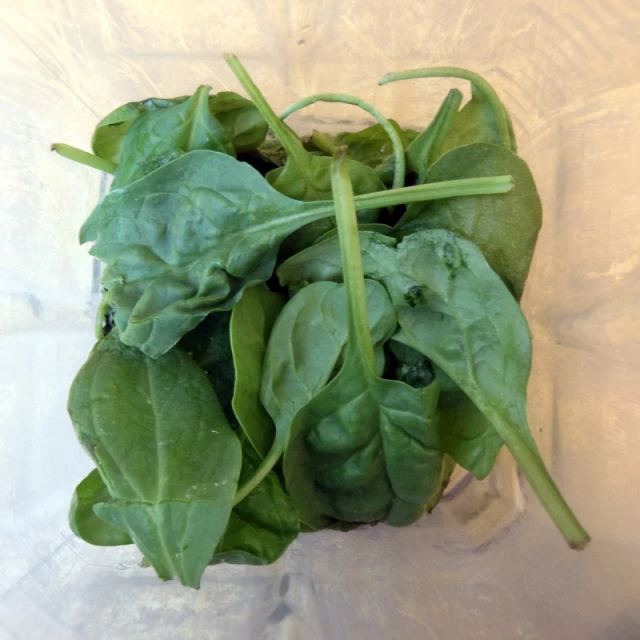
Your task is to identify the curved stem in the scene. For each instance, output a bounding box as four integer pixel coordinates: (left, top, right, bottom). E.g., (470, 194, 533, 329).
(281, 93, 406, 190)
(233, 436, 284, 505)
(224, 54, 307, 167)
(51, 143, 117, 174)
(379, 67, 512, 148)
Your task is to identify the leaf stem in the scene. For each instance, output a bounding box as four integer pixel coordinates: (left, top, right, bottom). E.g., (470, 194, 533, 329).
(351, 175, 513, 210)
(286, 175, 514, 230)
(224, 54, 307, 166)
(51, 143, 117, 174)
(379, 67, 512, 148)
(485, 407, 590, 549)
(280, 93, 406, 190)
(331, 148, 376, 369)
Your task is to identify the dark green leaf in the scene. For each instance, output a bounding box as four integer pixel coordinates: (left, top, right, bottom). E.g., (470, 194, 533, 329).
(390, 340, 502, 479)
(261, 279, 397, 438)
(113, 85, 234, 187)
(277, 231, 397, 287)
(80, 151, 336, 358)
(69, 468, 133, 547)
(385, 229, 589, 547)
(406, 89, 462, 178)
(179, 312, 235, 423)
(67, 331, 242, 588)
(313, 223, 392, 245)
(83, 149, 480, 358)
(230, 286, 285, 458)
(212, 439, 299, 566)
(208, 91, 268, 152)
(399, 143, 543, 298)
(282, 154, 444, 530)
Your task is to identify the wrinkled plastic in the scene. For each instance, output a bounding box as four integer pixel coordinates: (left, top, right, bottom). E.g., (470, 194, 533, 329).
(1, 1, 640, 638)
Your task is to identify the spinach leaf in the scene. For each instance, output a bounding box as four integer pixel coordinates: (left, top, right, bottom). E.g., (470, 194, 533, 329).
(283, 152, 444, 530)
(261, 279, 398, 439)
(230, 286, 285, 458)
(179, 312, 235, 423)
(113, 85, 234, 187)
(385, 229, 589, 548)
(84, 149, 510, 358)
(225, 55, 385, 249)
(231, 276, 398, 510)
(380, 66, 517, 154)
(276, 226, 589, 545)
(207, 91, 268, 152)
(277, 231, 398, 287)
(67, 331, 243, 588)
(91, 90, 264, 165)
(406, 89, 462, 179)
(91, 96, 188, 164)
(398, 143, 543, 299)
(212, 438, 299, 565)
(280, 95, 408, 190)
(69, 468, 132, 547)
(390, 340, 502, 479)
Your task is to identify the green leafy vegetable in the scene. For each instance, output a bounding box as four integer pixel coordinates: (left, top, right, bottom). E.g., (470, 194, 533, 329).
(230, 286, 285, 458)
(83, 149, 509, 358)
(54, 54, 589, 589)
(386, 230, 589, 548)
(261, 279, 398, 438)
(69, 469, 133, 547)
(207, 91, 268, 152)
(280, 94, 407, 190)
(390, 341, 502, 479)
(113, 85, 234, 187)
(225, 55, 385, 249)
(179, 311, 235, 422)
(212, 438, 299, 565)
(67, 331, 243, 587)
(91, 96, 188, 164)
(406, 89, 462, 179)
(283, 152, 444, 529)
(398, 143, 543, 298)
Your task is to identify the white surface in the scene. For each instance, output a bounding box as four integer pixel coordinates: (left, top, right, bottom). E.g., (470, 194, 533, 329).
(1, 1, 640, 638)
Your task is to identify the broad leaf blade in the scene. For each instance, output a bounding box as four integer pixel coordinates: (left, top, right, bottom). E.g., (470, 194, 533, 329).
(208, 91, 268, 152)
(113, 85, 235, 187)
(261, 279, 397, 437)
(406, 89, 462, 178)
(399, 143, 542, 298)
(80, 151, 334, 357)
(67, 331, 242, 587)
(230, 286, 285, 458)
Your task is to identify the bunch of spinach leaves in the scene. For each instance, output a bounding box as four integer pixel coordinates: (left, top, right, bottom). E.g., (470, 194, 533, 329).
(54, 56, 589, 589)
